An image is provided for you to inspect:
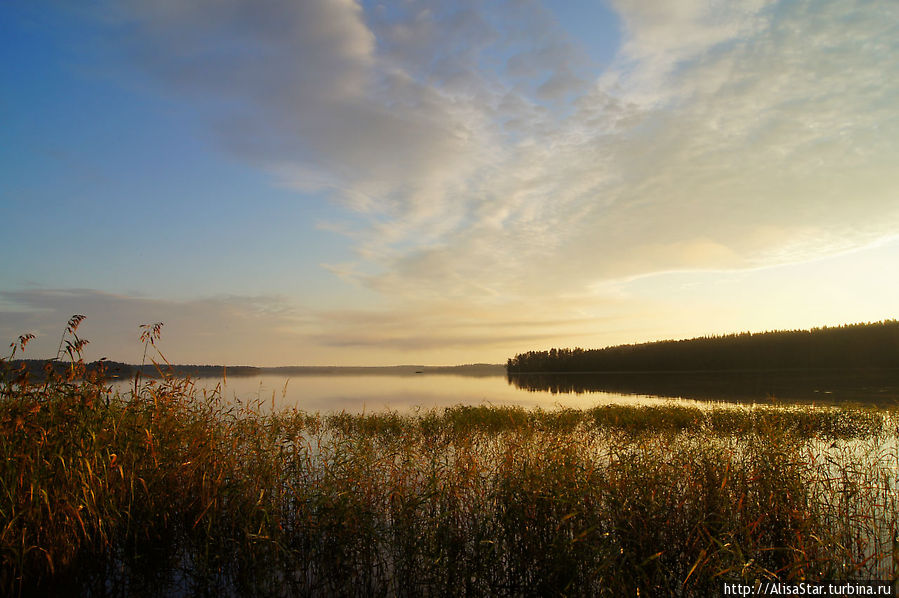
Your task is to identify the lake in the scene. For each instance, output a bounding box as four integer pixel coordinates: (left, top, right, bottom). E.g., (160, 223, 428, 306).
(117, 373, 680, 413)
(111, 368, 899, 413)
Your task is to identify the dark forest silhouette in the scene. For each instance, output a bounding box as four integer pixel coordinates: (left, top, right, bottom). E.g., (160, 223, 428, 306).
(506, 320, 899, 373)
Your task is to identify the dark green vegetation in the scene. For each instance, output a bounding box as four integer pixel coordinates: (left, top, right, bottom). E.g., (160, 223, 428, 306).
(507, 320, 899, 373)
(3, 319, 899, 596)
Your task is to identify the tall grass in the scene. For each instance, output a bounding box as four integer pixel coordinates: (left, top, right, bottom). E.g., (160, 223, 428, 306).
(2, 322, 898, 596)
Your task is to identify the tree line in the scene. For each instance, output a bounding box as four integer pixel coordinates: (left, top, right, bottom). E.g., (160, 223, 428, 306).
(10, 360, 261, 380)
(506, 320, 899, 373)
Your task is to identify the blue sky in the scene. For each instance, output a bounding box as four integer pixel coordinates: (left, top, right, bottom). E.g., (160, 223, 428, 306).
(2, 0, 898, 366)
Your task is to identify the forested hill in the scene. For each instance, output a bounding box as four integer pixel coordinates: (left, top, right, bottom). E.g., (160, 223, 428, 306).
(506, 320, 899, 373)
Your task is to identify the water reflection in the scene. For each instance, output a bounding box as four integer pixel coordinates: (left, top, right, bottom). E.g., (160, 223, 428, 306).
(111, 373, 705, 413)
(507, 370, 899, 405)
(107, 368, 899, 413)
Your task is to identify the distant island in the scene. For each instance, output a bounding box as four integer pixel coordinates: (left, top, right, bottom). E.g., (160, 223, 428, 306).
(506, 320, 899, 373)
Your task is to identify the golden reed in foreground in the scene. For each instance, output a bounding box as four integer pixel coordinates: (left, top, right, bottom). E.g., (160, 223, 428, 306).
(2, 320, 898, 596)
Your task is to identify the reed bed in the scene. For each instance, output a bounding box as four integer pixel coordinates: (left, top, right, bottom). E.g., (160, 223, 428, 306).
(2, 341, 898, 595)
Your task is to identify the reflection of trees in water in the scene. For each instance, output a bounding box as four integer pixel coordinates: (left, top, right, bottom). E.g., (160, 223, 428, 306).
(507, 370, 899, 404)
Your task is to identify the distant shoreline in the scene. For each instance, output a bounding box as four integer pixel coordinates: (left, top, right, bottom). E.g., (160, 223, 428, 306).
(9, 360, 507, 379)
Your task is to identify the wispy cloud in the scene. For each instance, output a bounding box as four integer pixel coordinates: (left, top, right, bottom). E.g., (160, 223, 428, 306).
(0, 289, 312, 365)
(0, 287, 642, 364)
(17, 0, 897, 363)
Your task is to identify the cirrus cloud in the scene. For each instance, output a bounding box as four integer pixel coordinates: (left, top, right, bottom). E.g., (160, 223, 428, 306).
(18, 0, 898, 363)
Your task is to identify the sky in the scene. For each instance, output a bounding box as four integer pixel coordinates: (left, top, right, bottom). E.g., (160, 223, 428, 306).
(2, 0, 898, 366)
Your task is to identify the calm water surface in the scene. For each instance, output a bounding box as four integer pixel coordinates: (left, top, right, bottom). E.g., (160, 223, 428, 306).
(111, 369, 899, 413)
(114, 373, 708, 413)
